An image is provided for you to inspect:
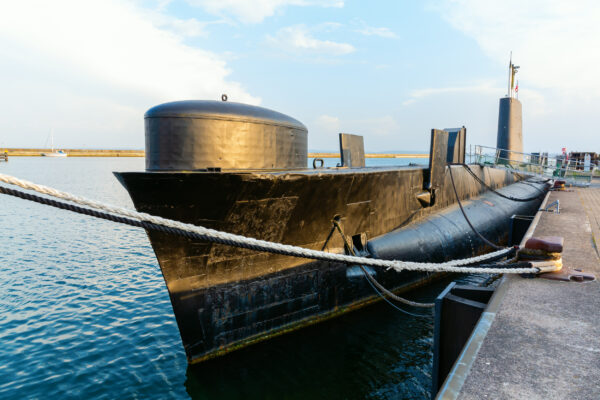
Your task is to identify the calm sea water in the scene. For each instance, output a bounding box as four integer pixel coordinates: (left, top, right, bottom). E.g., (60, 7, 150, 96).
(0, 157, 484, 399)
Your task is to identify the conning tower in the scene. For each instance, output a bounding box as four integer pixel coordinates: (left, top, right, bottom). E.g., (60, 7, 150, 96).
(496, 56, 523, 162)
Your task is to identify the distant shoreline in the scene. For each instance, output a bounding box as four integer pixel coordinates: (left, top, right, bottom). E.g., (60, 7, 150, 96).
(0, 148, 429, 158)
(309, 152, 428, 159)
(1, 148, 145, 157)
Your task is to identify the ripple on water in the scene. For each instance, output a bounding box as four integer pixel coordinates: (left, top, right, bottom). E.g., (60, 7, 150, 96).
(0, 158, 485, 399)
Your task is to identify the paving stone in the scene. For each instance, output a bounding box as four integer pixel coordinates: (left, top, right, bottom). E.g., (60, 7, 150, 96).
(449, 188, 600, 400)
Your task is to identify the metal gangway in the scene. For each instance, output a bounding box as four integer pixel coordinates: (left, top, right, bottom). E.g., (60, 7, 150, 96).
(468, 145, 597, 187)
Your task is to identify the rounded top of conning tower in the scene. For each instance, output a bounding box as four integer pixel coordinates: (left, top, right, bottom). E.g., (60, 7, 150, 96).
(144, 100, 308, 171)
(145, 100, 307, 131)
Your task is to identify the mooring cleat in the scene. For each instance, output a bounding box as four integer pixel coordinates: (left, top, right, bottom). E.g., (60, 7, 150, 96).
(530, 259, 563, 274)
(524, 236, 564, 253)
(518, 259, 562, 279)
(552, 180, 566, 191)
(538, 268, 596, 282)
(519, 236, 564, 261)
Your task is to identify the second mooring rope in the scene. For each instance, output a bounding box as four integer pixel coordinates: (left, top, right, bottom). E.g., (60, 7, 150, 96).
(0, 173, 541, 275)
(458, 163, 548, 201)
(331, 219, 435, 308)
(447, 165, 503, 250)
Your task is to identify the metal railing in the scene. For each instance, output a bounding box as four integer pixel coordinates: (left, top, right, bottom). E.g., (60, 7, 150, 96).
(468, 145, 597, 187)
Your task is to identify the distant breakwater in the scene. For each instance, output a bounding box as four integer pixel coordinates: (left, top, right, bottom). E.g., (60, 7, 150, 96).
(1, 149, 429, 158)
(1, 148, 144, 157)
(309, 153, 428, 158)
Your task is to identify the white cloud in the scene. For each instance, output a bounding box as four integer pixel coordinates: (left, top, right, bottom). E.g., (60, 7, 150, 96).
(0, 0, 259, 148)
(187, 0, 344, 24)
(315, 22, 344, 32)
(435, 0, 600, 95)
(351, 19, 397, 38)
(145, 12, 213, 38)
(400, 82, 550, 146)
(268, 25, 355, 55)
(315, 114, 399, 137)
(355, 25, 397, 39)
(351, 116, 399, 137)
(418, 1, 600, 152)
(315, 115, 341, 133)
(309, 114, 400, 150)
(402, 83, 501, 105)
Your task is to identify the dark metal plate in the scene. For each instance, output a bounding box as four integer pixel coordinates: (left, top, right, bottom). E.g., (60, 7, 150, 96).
(427, 129, 449, 192)
(339, 133, 365, 168)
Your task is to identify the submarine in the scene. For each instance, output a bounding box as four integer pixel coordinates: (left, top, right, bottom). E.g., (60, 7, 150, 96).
(115, 96, 548, 364)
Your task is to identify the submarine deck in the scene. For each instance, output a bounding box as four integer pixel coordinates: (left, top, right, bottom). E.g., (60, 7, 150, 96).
(438, 180, 600, 399)
(131, 164, 426, 176)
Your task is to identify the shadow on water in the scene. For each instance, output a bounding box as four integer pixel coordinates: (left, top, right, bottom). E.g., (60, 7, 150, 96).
(183, 276, 485, 400)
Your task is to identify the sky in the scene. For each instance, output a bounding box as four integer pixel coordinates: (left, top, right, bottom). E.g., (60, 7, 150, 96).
(0, 0, 598, 153)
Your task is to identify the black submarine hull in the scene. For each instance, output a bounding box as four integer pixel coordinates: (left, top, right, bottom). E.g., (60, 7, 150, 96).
(115, 165, 547, 363)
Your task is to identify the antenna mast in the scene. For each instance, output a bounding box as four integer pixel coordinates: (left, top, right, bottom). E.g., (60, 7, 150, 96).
(507, 52, 520, 98)
(507, 51, 512, 97)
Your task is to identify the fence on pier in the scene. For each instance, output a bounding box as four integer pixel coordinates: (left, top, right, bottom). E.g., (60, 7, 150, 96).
(468, 145, 597, 187)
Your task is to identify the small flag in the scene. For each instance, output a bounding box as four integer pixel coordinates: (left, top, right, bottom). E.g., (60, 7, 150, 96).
(515, 82, 519, 92)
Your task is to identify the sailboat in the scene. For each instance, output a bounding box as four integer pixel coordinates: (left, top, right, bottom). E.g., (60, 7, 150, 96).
(41, 129, 67, 157)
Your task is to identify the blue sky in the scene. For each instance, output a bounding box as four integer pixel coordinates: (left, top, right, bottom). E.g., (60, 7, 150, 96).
(0, 0, 598, 153)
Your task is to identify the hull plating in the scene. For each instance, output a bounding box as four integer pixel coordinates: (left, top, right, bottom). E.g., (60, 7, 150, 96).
(115, 165, 546, 363)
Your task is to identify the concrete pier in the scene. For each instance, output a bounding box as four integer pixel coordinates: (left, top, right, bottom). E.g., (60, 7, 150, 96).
(437, 180, 600, 399)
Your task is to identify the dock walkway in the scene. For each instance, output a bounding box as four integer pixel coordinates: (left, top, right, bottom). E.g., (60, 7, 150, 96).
(438, 182, 600, 399)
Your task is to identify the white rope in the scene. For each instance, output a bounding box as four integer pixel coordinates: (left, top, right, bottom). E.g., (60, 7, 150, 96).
(0, 173, 539, 275)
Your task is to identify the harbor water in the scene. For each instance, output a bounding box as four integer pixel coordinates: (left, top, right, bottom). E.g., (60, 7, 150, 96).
(0, 157, 486, 399)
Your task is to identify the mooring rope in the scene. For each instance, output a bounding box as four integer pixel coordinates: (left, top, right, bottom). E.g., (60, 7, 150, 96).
(331, 219, 435, 308)
(361, 272, 434, 318)
(458, 163, 547, 202)
(447, 165, 503, 250)
(0, 173, 542, 275)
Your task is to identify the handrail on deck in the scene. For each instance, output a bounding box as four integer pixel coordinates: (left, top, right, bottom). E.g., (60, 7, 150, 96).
(468, 145, 597, 187)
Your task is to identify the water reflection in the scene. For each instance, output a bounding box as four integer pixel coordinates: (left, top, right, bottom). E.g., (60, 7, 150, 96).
(0, 157, 487, 399)
(183, 278, 468, 400)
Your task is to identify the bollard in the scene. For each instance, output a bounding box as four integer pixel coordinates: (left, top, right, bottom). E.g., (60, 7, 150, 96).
(520, 236, 594, 281)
